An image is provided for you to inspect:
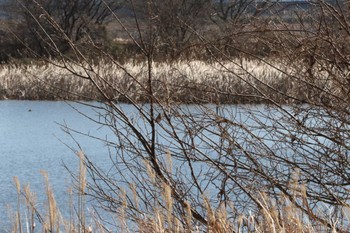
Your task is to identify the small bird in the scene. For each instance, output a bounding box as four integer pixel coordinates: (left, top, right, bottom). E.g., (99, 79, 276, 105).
(155, 113, 162, 123)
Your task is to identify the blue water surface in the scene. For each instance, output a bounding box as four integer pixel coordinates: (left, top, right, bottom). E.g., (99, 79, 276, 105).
(0, 100, 113, 229)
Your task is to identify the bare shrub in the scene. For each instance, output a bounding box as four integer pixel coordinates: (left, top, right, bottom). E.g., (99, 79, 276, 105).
(5, 0, 350, 232)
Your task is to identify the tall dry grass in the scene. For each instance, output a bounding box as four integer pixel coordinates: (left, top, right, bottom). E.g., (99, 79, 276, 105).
(9, 162, 346, 233)
(8, 151, 94, 233)
(0, 59, 341, 104)
(9, 182, 341, 232)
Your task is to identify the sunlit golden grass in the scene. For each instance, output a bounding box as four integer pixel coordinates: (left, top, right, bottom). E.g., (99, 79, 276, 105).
(9, 179, 340, 232)
(9, 162, 346, 232)
(0, 59, 341, 103)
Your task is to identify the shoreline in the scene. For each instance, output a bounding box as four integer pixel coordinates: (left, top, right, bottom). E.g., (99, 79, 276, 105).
(0, 59, 320, 104)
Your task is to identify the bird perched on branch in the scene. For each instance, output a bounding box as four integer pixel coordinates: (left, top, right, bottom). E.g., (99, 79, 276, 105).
(155, 113, 162, 123)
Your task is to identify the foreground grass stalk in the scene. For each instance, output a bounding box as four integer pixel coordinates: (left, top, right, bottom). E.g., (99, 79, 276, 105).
(13, 176, 22, 233)
(23, 184, 36, 233)
(40, 170, 60, 232)
(11, 172, 345, 232)
(77, 150, 87, 233)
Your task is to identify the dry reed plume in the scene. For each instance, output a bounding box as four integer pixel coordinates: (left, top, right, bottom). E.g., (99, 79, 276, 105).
(8, 153, 347, 233)
(0, 58, 341, 104)
(9, 174, 342, 233)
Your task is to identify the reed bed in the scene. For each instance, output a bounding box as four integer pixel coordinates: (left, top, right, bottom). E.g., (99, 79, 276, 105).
(0, 59, 340, 104)
(9, 171, 342, 233)
(7, 151, 343, 232)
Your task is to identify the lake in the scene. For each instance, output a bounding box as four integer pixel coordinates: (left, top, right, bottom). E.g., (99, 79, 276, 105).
(0, 100, 114, 229)
(0, 100, 278, 225)
(0, 100, 289, 226)
(2, 100, 347, 231)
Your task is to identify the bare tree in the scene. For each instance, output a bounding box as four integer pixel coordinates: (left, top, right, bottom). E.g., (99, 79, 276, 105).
(10, 0, 350, 232)
(126, 0, 211, 60)
(8, 0, 124, 56)
(211, 0, 257, 23)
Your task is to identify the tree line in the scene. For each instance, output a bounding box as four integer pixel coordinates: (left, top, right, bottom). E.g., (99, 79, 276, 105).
(0, 0, 327, 63)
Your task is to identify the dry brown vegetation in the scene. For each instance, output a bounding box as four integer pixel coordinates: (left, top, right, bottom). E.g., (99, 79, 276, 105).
(0, 59, 291, 103)
(0, 57, 347, 105)
(9, 159, 343, 233)
(3, 1, 350, 232)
